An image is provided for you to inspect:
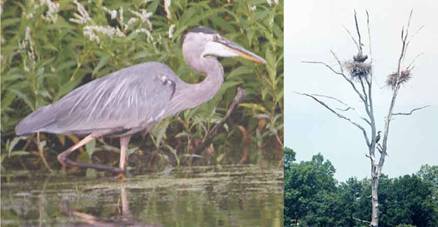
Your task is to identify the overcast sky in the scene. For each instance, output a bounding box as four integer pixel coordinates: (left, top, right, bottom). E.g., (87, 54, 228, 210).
(285, 0, 438, 181)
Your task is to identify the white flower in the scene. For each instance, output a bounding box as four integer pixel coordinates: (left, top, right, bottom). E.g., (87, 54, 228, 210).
(19, 27, 37, 72)
(130, 9, 153, 30)
(83, 27, 100, 43)
(39, 0, 60, 22)
(134, 28, 153, 42)
(168, 24, 175, 39)
(83, 25, 126, 44)
(127, 17, 139, 27)
(266, 0, 278, 6)
(0, 0, 3, 17)
(119, 7, 124, 25)
(164, 0, 171, 20)
(70, 0, 91, 25)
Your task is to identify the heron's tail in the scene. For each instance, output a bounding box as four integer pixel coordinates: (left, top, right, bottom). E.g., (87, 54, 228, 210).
(15, 105, 56, 136)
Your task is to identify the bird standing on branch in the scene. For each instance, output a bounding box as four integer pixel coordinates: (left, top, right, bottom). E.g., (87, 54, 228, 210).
(375, 131, 382, 144)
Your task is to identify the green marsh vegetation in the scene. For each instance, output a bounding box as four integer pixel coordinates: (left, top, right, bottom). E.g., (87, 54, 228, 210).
(0, 0, 283, 174)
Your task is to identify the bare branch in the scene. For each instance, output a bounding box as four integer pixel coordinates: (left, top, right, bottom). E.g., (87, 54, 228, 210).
(311, 94, 351, 107)
(393, 105, 430, 116)
(302, 61, 343, 75)
(406, 9, 413, 34)
(343, 26, 360, 51)
(377, 145, 383, 154)
(296, 92, 371, 146)
(409, 25, 424, 42)
(354, 10, 363, 52)
(311, 93, 371, 126)
(381, 9, 416, 167)
(365, 11, 376, 136)
(194, 87, 245, 154)
(330, 50, 344, 73)
(407, 53, 423, 69)
(359, 78, 369, 106)
(366, 10, 373, 64)
(337, 106, 352, 111)
(303, 59, 367, 102)
(353, 216, 371, 224)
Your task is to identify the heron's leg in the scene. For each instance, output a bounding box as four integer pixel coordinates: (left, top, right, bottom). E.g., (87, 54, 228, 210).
(58, 133, 125, 174)
(57, 134, 95, 168)
(115, 136, 131, 180)
(119, 136, 131, 172)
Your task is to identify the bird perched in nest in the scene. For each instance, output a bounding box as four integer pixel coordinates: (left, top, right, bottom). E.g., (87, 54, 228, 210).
(344, 51, 371, 80)
(353, 53, 368, 63)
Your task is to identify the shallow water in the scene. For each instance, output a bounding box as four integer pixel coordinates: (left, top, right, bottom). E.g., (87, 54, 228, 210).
(1, 165, 283, 226)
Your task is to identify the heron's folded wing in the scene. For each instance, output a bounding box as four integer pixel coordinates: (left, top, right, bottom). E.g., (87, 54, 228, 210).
(44, 63, 178, 134)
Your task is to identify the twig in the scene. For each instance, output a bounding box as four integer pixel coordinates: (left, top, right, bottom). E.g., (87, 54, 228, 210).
(193, 87, 246, 154)
(354, 10, 363, 52)
(303, 60, 367, 102)
(296, 92, 371, 146)
(311, 94, 351, 107)
(238, 125, 250, 164)
(330, 50, 344, 73)
(36, 133, 53, 173)
(393, 105, 430, 116)
(310, 93, 371, 125)
(365, 10, 377, 144)
(365, 153, 374, 163)
(359, 78, 370, 110)
(353, 216, 371, 224)
(302, 61, 343, 75)
(366, 10, 373, 64)
(343, 26, 360, 51)
(407, 53, 423, 69)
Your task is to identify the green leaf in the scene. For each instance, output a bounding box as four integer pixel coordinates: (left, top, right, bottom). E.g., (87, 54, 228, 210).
(92, 55, 110, 76)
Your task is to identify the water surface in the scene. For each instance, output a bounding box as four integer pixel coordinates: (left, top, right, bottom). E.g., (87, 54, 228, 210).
(1, 164, 283, 226)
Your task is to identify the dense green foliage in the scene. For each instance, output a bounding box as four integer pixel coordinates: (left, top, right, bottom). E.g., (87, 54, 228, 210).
(0, 0, 283, 172)
(284, 148, 438, 227)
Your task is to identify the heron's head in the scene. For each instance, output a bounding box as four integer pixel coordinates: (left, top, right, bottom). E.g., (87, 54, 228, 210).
(182, 26, 266, 70)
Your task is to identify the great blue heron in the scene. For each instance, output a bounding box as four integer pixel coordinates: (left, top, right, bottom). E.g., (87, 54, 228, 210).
(15, 26, 266, 176)
(375, 131, 382, 144)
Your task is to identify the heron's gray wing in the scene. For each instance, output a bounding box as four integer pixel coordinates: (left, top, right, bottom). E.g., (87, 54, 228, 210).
(18, 62, 179, 135)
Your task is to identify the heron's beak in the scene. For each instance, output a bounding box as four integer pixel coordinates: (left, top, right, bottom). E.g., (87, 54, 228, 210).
(217, 38, 267, 64)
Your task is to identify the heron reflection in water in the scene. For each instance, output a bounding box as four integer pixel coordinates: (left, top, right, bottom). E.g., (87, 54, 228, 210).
(15, 26, 266, 176)
(60, 185, 161, 226)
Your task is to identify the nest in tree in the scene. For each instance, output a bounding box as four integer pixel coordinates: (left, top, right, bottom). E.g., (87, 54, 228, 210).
(344, 61, 372, 80)
(386, 69, 412, 89)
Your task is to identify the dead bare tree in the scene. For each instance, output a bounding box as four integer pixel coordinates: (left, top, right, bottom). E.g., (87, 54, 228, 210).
(300, 10, 427, 226)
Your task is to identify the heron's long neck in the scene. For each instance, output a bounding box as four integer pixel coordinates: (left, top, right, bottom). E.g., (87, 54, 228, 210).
(184, 57, 224, 108)
(168, 56, 224, 115)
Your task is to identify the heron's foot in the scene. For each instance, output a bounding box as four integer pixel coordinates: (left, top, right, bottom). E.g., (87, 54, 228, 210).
(114, 172, 126, 181)
(57, 153, 71, 172)
(57, 153, 67, 167)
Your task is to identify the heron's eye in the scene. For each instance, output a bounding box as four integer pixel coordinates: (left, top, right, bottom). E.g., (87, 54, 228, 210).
(213, 35, 220, 42)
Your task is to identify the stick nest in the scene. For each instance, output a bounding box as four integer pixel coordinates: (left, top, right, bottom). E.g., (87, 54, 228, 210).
(386, 69, 412, 89)
(344, 61, 372, 80)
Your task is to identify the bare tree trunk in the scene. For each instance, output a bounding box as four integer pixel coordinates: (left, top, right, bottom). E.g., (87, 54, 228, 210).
(370, 165, 380, 227)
